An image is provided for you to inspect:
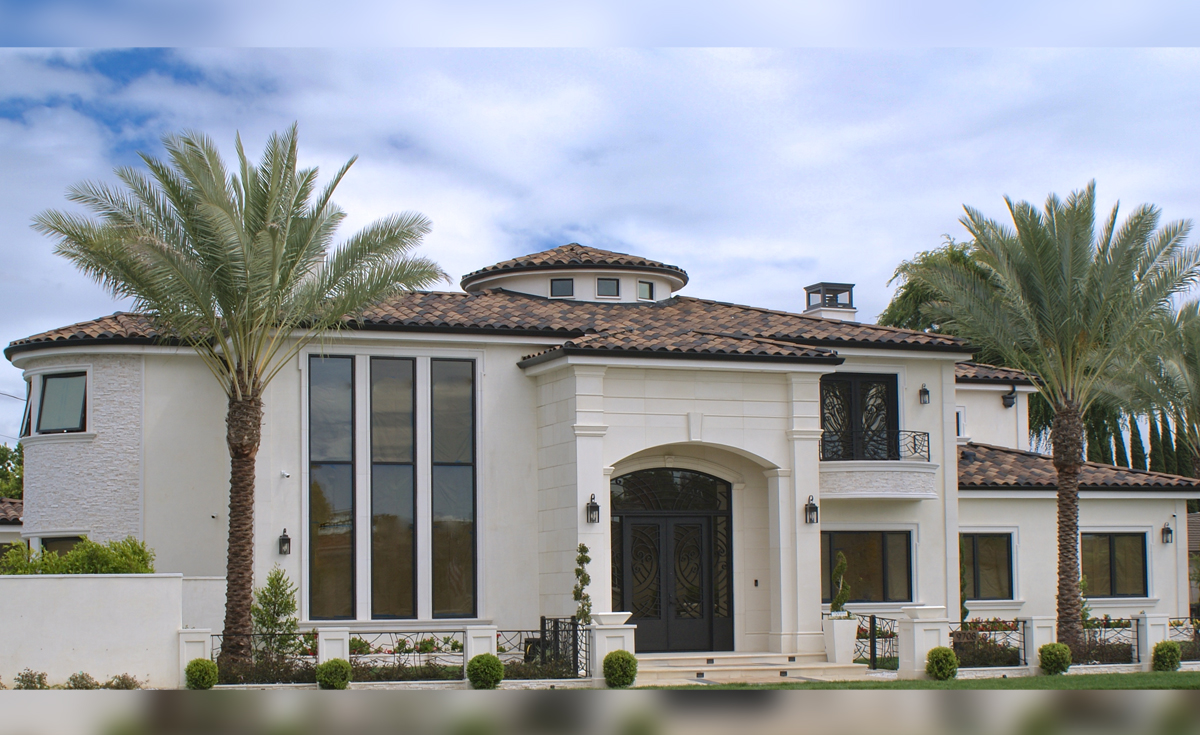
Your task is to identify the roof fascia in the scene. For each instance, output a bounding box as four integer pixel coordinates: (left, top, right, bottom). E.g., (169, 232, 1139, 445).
(955, 383, 1038, 393)
(817, 345, 975, 360)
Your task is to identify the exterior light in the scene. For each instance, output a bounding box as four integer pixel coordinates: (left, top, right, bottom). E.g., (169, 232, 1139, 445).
(586, 494, 601, 524)
(1002, 388, 1017, 409)
(1162, 523, 1174, 545)
(278, 529, 291, 555)
(918, 384, 930, 405)
(804, 495, 819, 524)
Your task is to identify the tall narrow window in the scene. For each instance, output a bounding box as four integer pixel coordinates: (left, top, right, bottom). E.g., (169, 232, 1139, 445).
(371, 358, 416, 619)
(37, 372, 87, 434)
(19, 379, 31, 438)
(431, 359, 476, 617)
(309, 356, 355, 619)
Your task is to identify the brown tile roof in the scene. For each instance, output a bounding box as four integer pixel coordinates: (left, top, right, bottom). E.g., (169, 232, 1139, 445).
(520, 328, 842, 365)
(7, 289, 970, 361)
(959, 442, 1200, 490)
(955, 362, 1034, 385)
(460, 244, 689, 289)
(0, 498, 21, 525)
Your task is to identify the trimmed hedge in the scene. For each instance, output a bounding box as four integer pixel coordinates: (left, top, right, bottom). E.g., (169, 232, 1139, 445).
(1039, 643, 1071, 675)
(925, 646, 958, 681)
(467, 653, 504, 689)
(1152, 640, 1182, 672)
(603, 650, 638, 688)
(316, 658, 352, 690)
(0, 537, 154, 575)
(186, 658, 219, 690)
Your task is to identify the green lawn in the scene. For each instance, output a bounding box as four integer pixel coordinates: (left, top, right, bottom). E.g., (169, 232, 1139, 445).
(640, 671, 1200, 690)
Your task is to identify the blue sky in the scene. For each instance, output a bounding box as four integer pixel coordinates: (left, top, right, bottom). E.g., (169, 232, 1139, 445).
(3, 46, 1200, 440)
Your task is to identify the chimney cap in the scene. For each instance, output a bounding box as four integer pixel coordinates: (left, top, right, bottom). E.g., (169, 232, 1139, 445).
(804, 282, 855, 310)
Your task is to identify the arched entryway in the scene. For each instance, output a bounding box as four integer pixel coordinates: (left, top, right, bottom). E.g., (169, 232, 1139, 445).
(610, 468, 733, 652)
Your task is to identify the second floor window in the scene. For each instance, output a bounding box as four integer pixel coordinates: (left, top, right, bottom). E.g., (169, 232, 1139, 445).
(820, 373, 898, 460)
(37, 372, 87, 434)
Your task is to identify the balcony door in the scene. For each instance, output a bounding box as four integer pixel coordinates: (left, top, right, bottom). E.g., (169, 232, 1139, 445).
(820, 373, 898, 460)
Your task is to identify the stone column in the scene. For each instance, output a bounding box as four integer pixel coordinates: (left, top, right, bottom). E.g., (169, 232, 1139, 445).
(572, 365, 611, 616)
(765, 468, 796, 653)
(463, 625, 498, 675)
(589, 614, 637, 681)
(177, 629, 211, 688)
(1018, 615, 1057, 671)
(897, 606, 950, 680)
(318, 627, 351, 663)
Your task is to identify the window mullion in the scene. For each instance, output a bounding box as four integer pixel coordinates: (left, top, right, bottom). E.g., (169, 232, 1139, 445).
(416, 357, 433, 621)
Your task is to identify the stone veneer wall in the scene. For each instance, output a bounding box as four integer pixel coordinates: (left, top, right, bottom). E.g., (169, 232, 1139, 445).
(21, 353, 143, 542)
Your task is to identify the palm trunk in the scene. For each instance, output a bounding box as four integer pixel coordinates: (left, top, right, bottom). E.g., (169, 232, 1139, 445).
(1052, 402, 1085, 649)
(218, 391, 263, 665)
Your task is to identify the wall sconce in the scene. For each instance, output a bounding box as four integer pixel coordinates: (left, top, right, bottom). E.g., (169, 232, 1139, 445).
(804, 495, 819, 524)
(1162, 522, 1174, 545)
(1002, 388, 1017, 409)
(586, 494, 601, 524)
(918, 384, 930, 405)
(278, 529, 291, 555)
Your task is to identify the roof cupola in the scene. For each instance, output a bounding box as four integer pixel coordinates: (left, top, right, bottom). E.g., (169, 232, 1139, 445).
(803, 282, 857, 321)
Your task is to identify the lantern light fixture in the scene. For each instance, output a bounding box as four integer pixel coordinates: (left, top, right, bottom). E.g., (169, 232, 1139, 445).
(1162, 522, 1174, 545)
(586, 494, 601, 524)
(804, 495, 819, 524)
(918, 384, 930, 405)
(278, 529, 291, 555)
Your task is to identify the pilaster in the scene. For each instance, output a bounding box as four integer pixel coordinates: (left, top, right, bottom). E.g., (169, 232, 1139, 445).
(573, 365, 611, 616)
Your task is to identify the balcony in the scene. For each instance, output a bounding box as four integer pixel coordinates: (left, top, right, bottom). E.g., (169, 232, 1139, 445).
(819, 429, 931, 462)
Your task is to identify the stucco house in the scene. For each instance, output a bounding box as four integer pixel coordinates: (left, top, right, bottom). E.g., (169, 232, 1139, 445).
(5, 243, 1197, 664)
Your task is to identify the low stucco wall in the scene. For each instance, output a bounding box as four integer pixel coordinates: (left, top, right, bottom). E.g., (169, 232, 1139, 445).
(0, 574, 182, 687)
(182, 576, 226, 632)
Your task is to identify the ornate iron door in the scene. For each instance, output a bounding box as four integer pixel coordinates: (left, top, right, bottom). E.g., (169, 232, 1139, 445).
(621, 516, 712, 652)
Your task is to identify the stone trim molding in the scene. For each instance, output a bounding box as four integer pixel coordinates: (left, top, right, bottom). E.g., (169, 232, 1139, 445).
(819, 460, 940, 500)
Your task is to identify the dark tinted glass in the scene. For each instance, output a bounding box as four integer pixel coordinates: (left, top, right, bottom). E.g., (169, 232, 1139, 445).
(37, 373, 86, 433)
(19, 379, 31, 438)
(310, 463, 355, 618)
(885, 532, 911, 601)
(432, 464, 474, 616)
(372, 464, 415, 618)
(1113, 534, 1146, 596)
(610, 469, 730, 511)
(1081, 534, 1112, 597)
(821, 531, 913, 603)
(638, 281, 654, 300)
(550, 278, 574, 297)
(309, 357, 353, 462)
(41, 536, 82, 555)
(371, 358, 414, 463)
(597, 278, 619, 297)
(431, 360, 474, 464)
(975, 535, 1012, 599)
(961, 536, 976, 599)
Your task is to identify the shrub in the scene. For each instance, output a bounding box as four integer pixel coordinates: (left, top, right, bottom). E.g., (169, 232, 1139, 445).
(0, 537, 154, 575)
(829, 551, 851, 614)
(65, 672, 100, 690)
(13, 669, 48, 690)
(466, 653, 504, 690)
(925, 646, 958, 681)
(603, 650, 638, 688)
(1152, 640, 1182, 672)
(186, 658, 219, 690)
(1039, 643, 1072, 675)
(315, 658, 352, 690)
(252, 566, 300, 658)
(102, 673, 142, 690)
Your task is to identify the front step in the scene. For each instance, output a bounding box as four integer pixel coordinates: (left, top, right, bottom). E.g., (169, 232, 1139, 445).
(634, 652, 870, 685)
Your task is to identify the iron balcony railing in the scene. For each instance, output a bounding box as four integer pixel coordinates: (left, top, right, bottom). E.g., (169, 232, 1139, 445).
(819, 429, 931, 462)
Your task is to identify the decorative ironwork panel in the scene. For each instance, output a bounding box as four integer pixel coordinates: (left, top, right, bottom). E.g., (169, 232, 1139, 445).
(821, 382, 852, 460)
(611, 516, 624, 612)
(713, 516, 731, 618)
(845, 614, 898, 670)
(611, 469, 730, 512)
(819, 429, 930, 461)
(949, 619, 1024, 668)
(1168, 618, 1200, 661)
(1070, 618, 1139, 664)
(673, 524, 703, 620)
(631, 524, 661, 619)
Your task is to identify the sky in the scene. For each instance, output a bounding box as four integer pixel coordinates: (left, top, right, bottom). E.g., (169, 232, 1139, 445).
(3, 45, 1200, 441)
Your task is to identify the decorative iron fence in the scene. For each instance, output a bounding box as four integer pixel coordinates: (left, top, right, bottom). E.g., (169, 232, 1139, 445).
(949, 619, 1024, 668)
(210, 632, 318, 684)
(347, 631, 465, 682)
(1070, 618, 1139, 665)
(819, 430, 931, 462)
(497, 616, 590, 679)
(853, 614, 898, 670)
(1168, 618, 1200, 661)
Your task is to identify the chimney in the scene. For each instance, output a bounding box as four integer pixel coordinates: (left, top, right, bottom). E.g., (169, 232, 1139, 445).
(803, 282, 857, 321)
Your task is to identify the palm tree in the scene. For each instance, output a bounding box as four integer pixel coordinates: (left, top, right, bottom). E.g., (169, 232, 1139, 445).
(917, 181, 1198, 648)
(33, 125, 446, 662)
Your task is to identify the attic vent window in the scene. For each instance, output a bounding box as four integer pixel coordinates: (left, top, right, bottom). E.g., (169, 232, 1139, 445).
(550, 278, 574, 298)
(638, 281, 655, 300)
(596, 278, 620, 298)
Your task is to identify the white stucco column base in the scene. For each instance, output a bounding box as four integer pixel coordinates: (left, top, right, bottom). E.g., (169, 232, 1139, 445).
(897, 606, 950, 680)
(318, 627, 351, 663)
(588, 622, 637, 682)
(822, 617, 858, 664)
(464, 625, 498, 660)
(1134, 613, 1170, 671)
(1017, 615, 1057, 671)
(178, 629, 212, 688)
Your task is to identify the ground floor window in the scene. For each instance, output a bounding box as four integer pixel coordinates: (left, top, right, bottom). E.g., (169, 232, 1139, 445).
(821, 531, 912, 603)
(960, 533, 1013, 600)
(40, 536, 83, 555)
(1081, 532, 1147, 598)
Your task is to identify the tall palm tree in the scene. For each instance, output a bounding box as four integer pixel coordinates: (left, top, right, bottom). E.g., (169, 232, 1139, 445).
(918, 181, 1198, 647)
(33, 125, 446, 662)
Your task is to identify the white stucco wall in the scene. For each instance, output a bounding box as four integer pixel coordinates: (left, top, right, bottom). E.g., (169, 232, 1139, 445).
(956, 384, 1032, 451)
(464, 269, 679, 302)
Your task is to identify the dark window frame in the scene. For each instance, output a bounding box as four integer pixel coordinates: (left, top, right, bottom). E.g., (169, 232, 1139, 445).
(41, 536, 83, 555)
(596, 277, 620, 298)
(430, 357, 478, 619)
(308, 354, 356, 621)
(19, 378, 31, 438)
(821, 530, 913, 604)
(550, 278, 574, 298)
(1082, 532, 1148, 598)
(369, 356, 418, 620)
(637, 280, 655, 301)
(36, 371, 87, 434)
(960, 533, 1014, 601)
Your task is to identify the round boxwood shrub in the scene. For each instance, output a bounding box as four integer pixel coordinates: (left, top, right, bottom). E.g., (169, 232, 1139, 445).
(1038, 643, 1071, 675)
(185, 658, 219, 690)
(466, 653, 504, 689)
(1153, 640, 1182, 672)
(603, 650, 638, 688)
(925, 646, 958, 681)
(315, 658, 352, 690)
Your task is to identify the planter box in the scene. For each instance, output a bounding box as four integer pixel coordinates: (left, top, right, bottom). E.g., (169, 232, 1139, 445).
(823, 617, 858, 664)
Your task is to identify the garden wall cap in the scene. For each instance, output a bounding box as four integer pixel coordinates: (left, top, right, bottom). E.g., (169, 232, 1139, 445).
(901, 605, 947, 620)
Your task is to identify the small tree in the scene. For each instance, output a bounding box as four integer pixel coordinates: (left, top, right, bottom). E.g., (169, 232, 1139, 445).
(572, 543, 592, 624)
(251, 565, 300, 658)
(0, 443, 22, 500)
(829, 551, 851, 614)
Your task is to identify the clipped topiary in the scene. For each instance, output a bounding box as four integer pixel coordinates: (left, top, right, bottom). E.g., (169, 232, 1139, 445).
(603, 650, 638, 688)
(316, 658, 352, 690)
(1152, 640, 1182, 672)
(466, 653, 504, 690)
(1038, 643, 1071, 675)
(186, 658, 219, 690)
(925, 646, 958, 681)
(65, 672, 100, 690)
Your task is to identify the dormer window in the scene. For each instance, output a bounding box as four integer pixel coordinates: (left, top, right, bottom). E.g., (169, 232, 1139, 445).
(37, 372, 87, 434)
(550, 278, 574, 298)
(638, 281, 654, 301)
(596, 278, 620, 298)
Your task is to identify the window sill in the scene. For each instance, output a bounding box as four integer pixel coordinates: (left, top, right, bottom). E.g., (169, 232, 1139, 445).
(1085, 597, 1159, 608)
(21, 432, 97, 446)
(964, 599, 1025, 611)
